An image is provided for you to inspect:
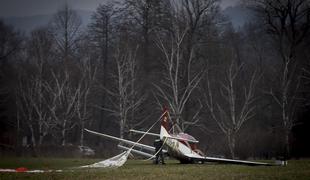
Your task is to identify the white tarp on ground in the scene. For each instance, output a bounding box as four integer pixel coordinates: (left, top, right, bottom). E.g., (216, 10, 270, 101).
(78, 112, 165, 169)
(79, 150, 130, 168)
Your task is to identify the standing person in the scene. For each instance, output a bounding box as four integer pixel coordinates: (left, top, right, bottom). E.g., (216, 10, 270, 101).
(154, 139, 165, 164)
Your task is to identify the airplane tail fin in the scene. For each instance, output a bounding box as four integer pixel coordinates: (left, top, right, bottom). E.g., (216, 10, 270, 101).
(160, 107, 170, 140)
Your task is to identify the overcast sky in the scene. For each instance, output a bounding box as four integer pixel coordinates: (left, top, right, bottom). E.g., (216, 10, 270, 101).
(0, 0, 239, 17)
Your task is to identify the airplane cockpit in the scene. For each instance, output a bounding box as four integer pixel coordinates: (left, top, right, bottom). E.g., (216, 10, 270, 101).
(176, 133, 198, 143)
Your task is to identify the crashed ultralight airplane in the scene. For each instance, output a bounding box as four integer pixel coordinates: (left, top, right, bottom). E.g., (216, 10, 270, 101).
(85, 108, 283, 166)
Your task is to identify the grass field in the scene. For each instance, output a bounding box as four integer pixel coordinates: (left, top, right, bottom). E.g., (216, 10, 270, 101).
(0, 158, 309, 180)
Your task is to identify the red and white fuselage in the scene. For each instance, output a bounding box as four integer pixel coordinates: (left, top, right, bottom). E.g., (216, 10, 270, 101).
(159, 109, 204, 163)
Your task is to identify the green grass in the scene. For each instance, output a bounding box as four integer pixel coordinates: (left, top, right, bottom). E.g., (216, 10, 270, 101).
(0, 158, 309, 180)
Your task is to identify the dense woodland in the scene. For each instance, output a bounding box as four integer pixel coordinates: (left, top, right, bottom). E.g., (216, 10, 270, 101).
(0, 0, 310, 159)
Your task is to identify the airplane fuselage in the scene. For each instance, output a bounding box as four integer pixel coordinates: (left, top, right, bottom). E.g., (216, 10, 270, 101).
(163, 136, 202, 163)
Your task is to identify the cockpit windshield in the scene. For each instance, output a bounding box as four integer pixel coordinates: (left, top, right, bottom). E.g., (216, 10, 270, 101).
(176, 133, 198, 143)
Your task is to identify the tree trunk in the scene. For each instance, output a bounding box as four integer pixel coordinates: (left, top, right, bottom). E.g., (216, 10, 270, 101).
(29, 124, 37, 157)
(227, 133, 236, 159)
(98, 15, 109, 138)
(39, 135, 44, 146)
(38, 123, 44, 146)
(39, 131, 47, 147)
(120, 119, 125, 139)
(15, 110, 21, 156)
(284, 129, 290, 159)
(29, 124, 36, 147)
(61, 120, 67, 146)
(80, 122, 84, 146)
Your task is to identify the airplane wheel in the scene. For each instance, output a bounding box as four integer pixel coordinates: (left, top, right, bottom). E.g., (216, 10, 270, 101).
(180, 159, 194, 164)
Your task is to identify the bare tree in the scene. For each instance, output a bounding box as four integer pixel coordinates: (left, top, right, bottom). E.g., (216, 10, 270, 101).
(123, 0, 168, 72)
(15, 27, 54, 148)
(154, 27, 204, 131)
(16, 77, 37, 147)
(89, 2, 118, 66)
(0, 21, 22, 151)
(0, 20, 21, 62)
(204, 60, 259, 159)
(44, 70, 79, 146)
(27, 28, 54, 146)
(88, 2, 119, 133)
(250, 0, 310, 157)
(181, 0, 219, 54)
(167, 0, 219, 57)
(16, 76, 54, 147)
(76, 60, 96, 146)
(98, 46, 144, 139)
(181, 0, 220, 123)
(0, 20, 22, 128)
(49, 4, 82, 62)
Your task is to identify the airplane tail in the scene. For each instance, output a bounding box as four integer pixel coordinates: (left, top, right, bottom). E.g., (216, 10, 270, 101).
(160, 107, 170, 140)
